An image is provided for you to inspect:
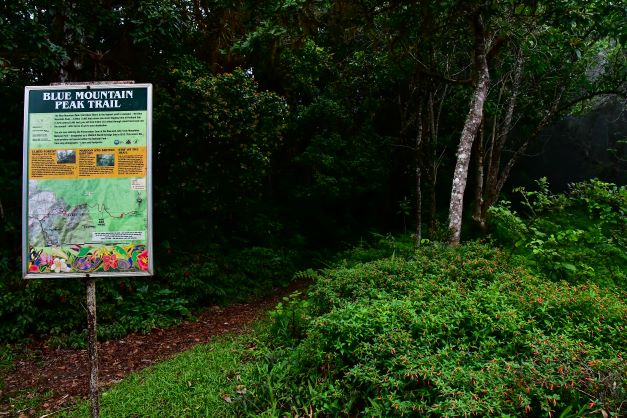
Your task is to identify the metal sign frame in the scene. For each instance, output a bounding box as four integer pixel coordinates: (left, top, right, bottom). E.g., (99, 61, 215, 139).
(22, 83, 154, 279)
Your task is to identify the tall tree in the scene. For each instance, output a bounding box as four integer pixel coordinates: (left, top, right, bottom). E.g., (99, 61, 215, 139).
(471, 1, 626, 230)
(447, 8, 490, 244)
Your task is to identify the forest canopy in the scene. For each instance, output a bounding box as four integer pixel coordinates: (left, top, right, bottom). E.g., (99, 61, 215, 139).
(1, 0, 624, 254)
(0, 0, 625, 334)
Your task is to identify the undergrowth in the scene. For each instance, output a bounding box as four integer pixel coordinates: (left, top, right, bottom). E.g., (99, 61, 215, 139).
(5, 179, 627, 417)
(237, 242, 626, 417)
(0, 246, 297, 346)
(57, 228, 626, 417)
(489, 178, 626, 291)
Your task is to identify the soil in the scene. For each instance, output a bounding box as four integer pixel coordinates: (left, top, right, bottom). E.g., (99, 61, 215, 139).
(0, 280, 309, 417)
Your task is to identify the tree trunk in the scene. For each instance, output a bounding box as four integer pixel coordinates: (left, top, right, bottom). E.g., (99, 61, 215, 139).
(483, 49, 524, 213)
(447, 12, 490, 245)
(415, 104, 423, 246)
(427, 93, 438, 237)
(493, 85, 566, 202)
(427, 86, 448, 238)
(472, 120, 486, 233)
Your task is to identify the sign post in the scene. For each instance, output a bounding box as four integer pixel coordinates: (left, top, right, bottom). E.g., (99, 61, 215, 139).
(86, 275, 99, 418)
(22, 82, 153, 416)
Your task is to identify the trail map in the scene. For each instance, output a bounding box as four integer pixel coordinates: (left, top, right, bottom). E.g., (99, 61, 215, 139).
(28, 178, 147, 247)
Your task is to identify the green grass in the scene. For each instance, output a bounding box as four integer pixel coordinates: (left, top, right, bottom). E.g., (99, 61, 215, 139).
(1, 345, 52, 417)
(0, 344, 13, 383)
(62, 337, 251, 417)
(0, 345, 15, 409)
(3, 389, 54, 416)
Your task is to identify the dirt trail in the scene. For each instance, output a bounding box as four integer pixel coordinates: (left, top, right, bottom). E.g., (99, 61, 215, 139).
(1, 281, 308, 417)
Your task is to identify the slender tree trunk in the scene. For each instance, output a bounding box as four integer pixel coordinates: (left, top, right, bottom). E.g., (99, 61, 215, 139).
(416, 167, 422, 243)
(484, 81, 505, 202)
(484, 49, 524, 212)
(472, 121, 486, 233)
(415, 104, 423, 246)
(447, 12, 490, 245)
(427, 86, 448, 238)
(428, 93, 438, 237)
(429, 182, 437, 236)
(494, 85, 566, 201)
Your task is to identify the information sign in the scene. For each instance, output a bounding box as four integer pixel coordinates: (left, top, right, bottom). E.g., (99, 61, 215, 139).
(22, 84, 153, 278)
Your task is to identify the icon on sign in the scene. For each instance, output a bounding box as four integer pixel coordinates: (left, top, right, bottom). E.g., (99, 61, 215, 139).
(114, 139, 120, 145)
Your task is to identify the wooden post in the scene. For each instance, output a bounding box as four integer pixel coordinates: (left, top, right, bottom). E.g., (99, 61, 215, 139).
(86, 276, 100, 418)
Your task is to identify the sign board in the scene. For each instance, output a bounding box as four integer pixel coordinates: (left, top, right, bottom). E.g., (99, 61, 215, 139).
(22, 84, 153, 278)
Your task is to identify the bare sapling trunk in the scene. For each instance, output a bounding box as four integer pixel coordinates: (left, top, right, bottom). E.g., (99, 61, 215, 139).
(86, 278, 100, 418)
(472, 121, 486, 233)
(494, 85, 566, 198)
(427, 86, 448, 238)
(483, 49, 524, 215)
(415, 104, 423, 246)
(447, 12, 490, 245)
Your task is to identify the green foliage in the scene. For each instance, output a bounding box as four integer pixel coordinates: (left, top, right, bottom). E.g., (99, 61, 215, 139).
(0, 272, 189, 347)
(268, 291, 311, 346)
(160, 246, 297, 306)
(243, 242, 626, 417)
(330, 233, 416, 268)
(282, 93, 395, 246)
(489, 179, 626, 289)
(156, 66, 289, 245)
(0, 269, 82, 344)
(0, 246, 297, 344)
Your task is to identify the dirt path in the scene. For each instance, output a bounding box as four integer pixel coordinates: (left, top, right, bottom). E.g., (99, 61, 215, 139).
(1, 281, 308, 417)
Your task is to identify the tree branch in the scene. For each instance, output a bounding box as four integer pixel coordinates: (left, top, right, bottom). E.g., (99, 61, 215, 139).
(558, 89, 627, 113)
(409, 54, 473, 85)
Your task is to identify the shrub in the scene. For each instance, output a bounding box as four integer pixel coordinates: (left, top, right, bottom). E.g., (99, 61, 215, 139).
(329, 232, 417, 268)
(243, 243, 626, 417)
(489, 178, 626, 291)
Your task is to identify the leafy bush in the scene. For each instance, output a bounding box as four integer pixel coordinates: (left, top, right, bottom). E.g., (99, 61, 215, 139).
(330, 232, 417, 268)
(241, 242, 626, 417)
(268, 291, 311, 346)
(0, 270, 194, 347)
(155, 66, 289, 246)
(489, 178, 626, 290)
(0, 246, 297, 345)
(161, 247, 298, 306)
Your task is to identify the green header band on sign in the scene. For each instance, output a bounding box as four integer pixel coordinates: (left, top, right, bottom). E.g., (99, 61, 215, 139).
(29, 88, 148, 113)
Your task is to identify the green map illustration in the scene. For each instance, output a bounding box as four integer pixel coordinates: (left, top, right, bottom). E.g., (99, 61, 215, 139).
(28, 178, 147, 247)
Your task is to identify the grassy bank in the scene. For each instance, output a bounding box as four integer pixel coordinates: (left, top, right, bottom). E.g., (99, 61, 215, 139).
(62, 338, 248, 417)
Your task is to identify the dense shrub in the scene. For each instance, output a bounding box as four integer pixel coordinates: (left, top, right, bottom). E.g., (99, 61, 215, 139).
(489, 178, 626, 290)
(329, 232, 417, 268)
(242, 242, 626, 417)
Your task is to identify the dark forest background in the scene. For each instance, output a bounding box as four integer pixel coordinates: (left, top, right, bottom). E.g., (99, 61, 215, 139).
(0, 0, 625, 344)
